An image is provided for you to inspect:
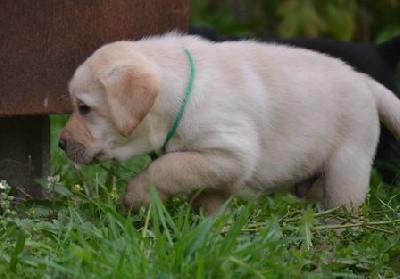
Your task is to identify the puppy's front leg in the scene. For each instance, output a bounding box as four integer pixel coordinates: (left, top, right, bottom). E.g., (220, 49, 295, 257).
(124, 151, 241, 212)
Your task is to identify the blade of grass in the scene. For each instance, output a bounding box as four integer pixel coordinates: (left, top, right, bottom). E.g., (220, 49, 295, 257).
(9, 228, 25, 272)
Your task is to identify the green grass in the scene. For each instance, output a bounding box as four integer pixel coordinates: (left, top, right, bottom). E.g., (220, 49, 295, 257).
(1, 115, 400, 278)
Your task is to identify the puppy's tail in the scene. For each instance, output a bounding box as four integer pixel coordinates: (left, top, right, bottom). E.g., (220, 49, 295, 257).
(369, 76, 400, 139)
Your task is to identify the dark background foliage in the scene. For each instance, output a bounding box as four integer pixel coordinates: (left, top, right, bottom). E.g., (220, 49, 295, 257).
(191, 0, 400, 43)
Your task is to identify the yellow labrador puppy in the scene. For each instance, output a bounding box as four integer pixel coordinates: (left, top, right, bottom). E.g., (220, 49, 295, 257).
(59, 33, 400, 214)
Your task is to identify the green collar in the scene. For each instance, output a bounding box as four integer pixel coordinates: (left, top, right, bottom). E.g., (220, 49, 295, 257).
(149, 47, 195, 161)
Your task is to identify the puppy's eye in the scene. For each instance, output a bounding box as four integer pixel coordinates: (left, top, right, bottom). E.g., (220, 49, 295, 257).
(78, 104, 91, 115)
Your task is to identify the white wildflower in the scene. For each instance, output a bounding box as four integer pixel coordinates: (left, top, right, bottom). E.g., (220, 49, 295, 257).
(0, 180, 9, 190)
(46, 175, 61, 189)
(47, 175, 60, 184)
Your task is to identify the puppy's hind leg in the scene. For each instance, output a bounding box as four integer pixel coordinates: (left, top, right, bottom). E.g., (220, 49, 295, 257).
(322, 144, 374, 210)
(191, 190, 230, 216)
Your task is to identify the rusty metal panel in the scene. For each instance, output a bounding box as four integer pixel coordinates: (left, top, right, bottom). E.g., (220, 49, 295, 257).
(0, 0, 188, 115)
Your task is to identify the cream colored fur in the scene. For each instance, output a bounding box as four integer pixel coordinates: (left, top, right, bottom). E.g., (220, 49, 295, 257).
(60, 33, 400, 214)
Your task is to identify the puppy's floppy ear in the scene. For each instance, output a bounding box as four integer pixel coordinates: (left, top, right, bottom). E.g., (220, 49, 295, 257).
(100, 65, 159, 137)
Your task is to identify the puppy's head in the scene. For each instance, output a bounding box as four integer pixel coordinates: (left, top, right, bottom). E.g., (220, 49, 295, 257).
(59, 42, 159, 164)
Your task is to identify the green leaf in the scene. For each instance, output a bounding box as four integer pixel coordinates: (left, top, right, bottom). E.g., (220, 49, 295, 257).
(299, 207, 315, 250)
(8, 228, 25, 272)
(54, 184, 73, 197)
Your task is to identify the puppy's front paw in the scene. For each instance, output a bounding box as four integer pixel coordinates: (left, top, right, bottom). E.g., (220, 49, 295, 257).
(123, 172, 167, 212)
(124, 173, 151, 212)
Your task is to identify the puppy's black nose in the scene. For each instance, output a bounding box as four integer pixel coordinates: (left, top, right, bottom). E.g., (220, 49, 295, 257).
(58, 139, 66, 151)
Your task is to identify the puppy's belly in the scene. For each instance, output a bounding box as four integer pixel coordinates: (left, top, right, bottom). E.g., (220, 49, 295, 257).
(233, 155, 325, 197)
(241, 174, 315, 197)
(245, 179, 294, 195)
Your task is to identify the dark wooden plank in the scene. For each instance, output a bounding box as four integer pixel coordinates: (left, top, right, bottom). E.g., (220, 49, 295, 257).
(0, 0, 188, 115)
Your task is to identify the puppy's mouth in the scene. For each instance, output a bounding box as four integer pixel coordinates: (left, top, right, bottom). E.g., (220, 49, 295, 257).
(64, 140, 109, 165)
(64, 140, 88, 164)
(91, 151, 108, 164)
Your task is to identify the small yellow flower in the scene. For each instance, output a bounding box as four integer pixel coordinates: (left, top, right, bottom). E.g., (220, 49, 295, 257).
(110, 186, 118, 199)
(73, 184, 83, 192)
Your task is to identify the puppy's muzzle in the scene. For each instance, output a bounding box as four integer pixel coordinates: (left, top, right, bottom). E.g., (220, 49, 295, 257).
(58, 133, 88, 164)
